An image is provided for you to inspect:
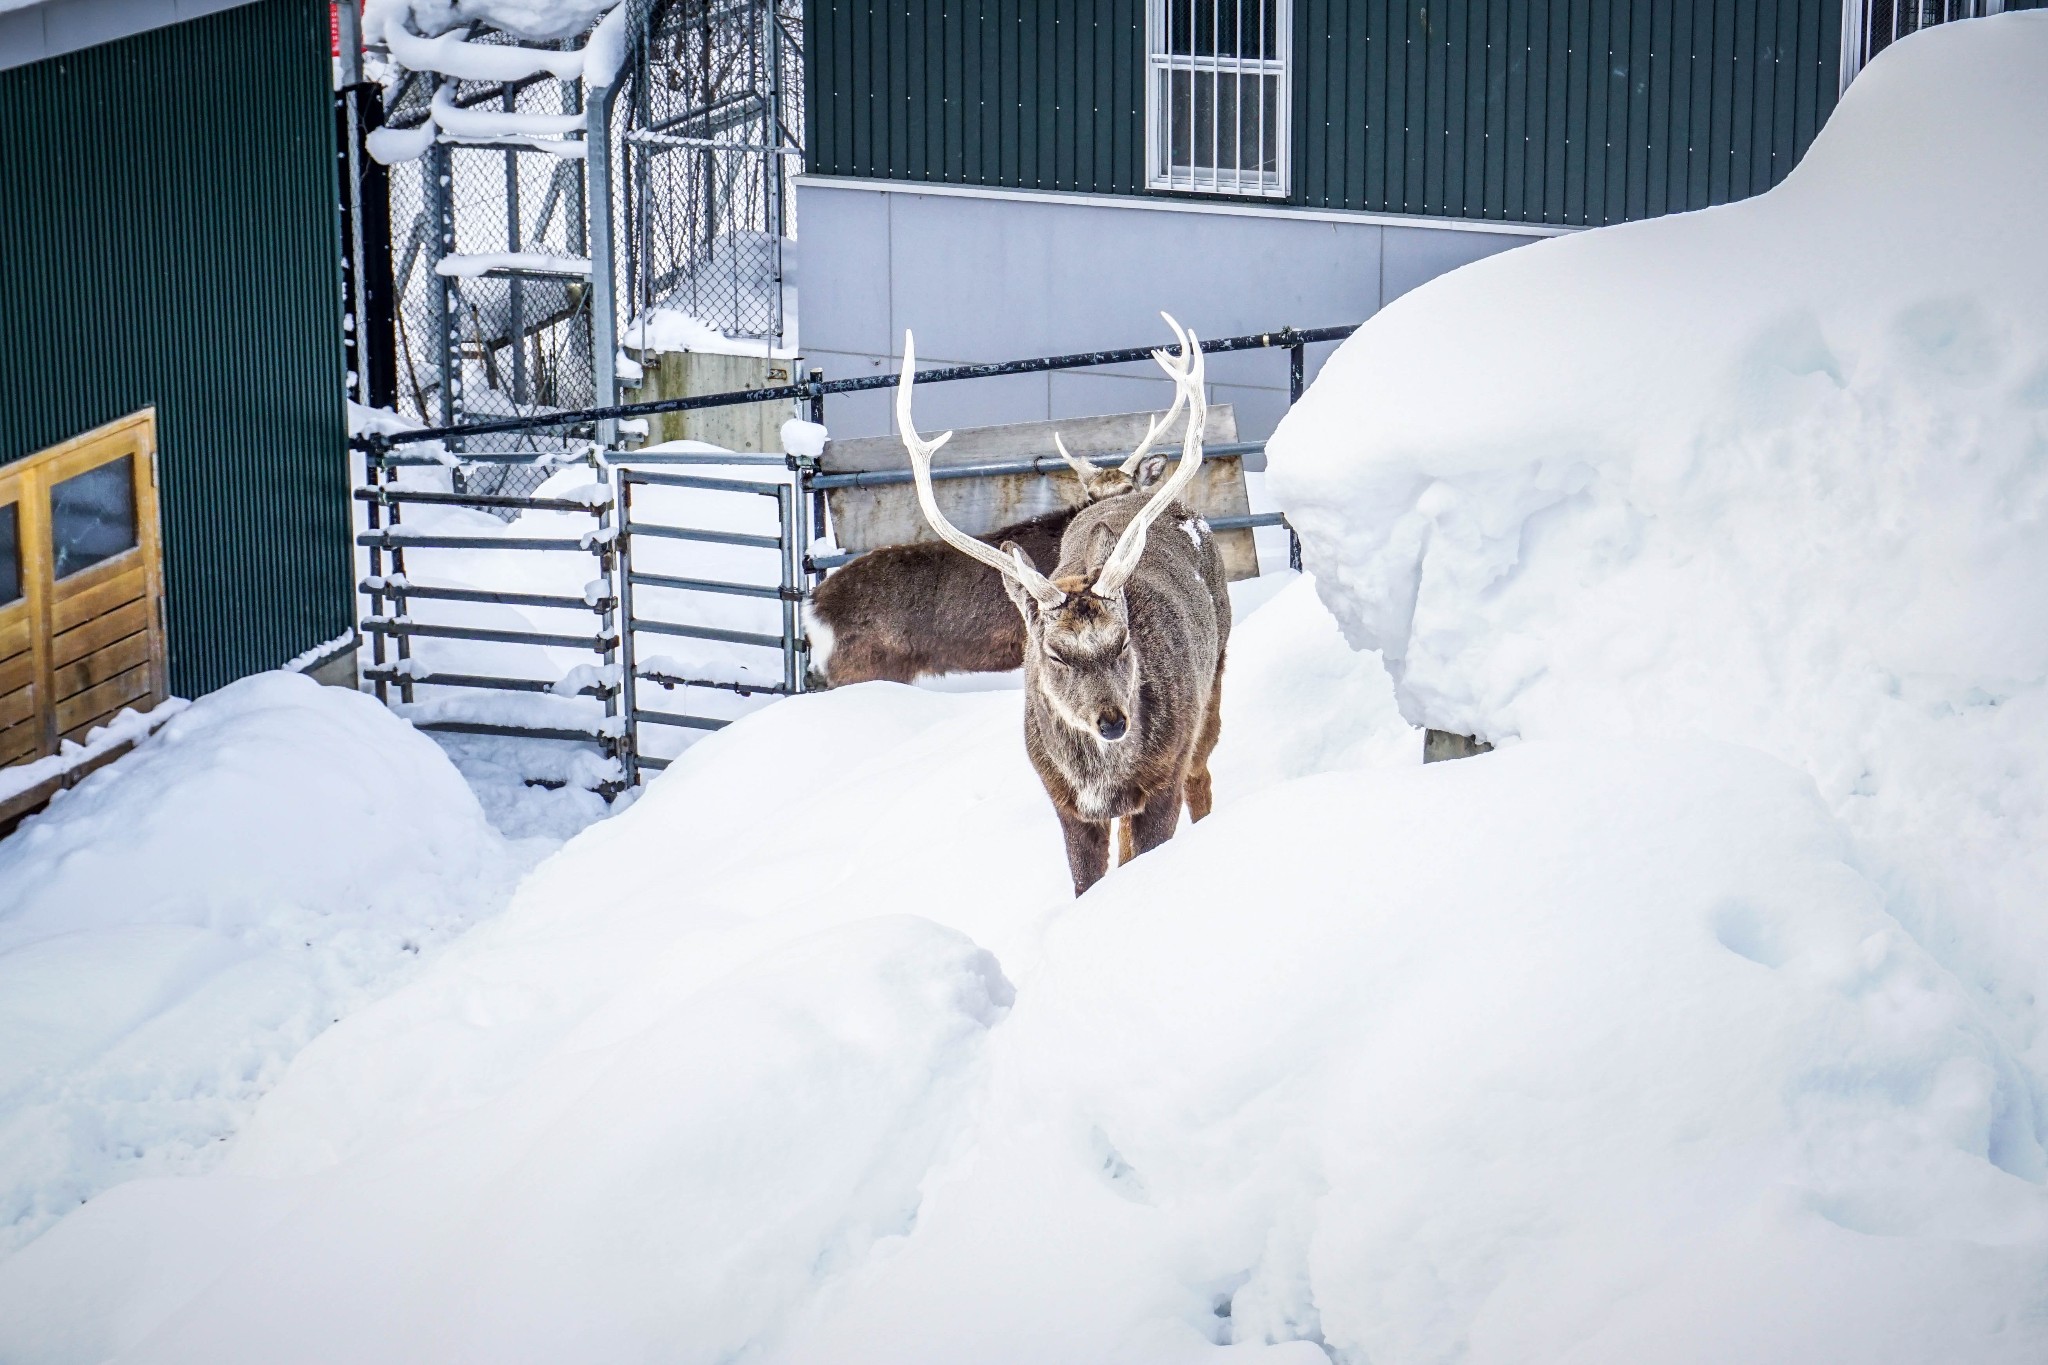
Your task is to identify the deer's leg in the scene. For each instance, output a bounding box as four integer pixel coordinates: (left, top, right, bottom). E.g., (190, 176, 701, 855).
(1128, 779, 1185, 858)
(1116, 817, 1137, 866)
(1059, 811, 1114, 896)
(1184, 664, 1226, 823)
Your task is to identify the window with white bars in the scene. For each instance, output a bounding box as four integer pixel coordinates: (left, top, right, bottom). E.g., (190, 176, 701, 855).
(1147, 0, 1290, 198)
(1840, 1, 2006, 92)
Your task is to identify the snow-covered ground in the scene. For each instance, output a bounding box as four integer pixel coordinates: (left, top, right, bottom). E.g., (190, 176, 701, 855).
(3, 15, 2046, 1364)
(0, 675, 541, 1259)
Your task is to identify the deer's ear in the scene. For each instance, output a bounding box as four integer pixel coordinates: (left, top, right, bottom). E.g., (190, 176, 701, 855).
(1134, 453, 1170, 488)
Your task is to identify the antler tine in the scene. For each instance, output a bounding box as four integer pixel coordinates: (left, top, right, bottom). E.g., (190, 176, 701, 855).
(898, 332, 1065, 607)
(1051, 432, 1099, 482)
(1118, 313, 1194, 475)
(1092, 326, 1207, 598)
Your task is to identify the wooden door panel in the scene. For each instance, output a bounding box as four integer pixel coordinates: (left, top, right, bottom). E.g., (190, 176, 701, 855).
(0, 650, 33, 696)
(0, 409, 165, 774)
(50, 557, 148, 634)
(0, 717, 38, 768)
(54, 631, 152, 699)
(52, 599, 151, 668)
(55, 663, 152, 737)
(0, 684, 35, 730)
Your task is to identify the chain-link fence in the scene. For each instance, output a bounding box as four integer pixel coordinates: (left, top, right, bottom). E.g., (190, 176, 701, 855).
(384, 39, 599, 503)
(619, 0, 802, 351)
(367, 2, 802, 504)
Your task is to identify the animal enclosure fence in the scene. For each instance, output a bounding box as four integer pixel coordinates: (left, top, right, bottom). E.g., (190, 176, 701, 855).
(351, 324, 1353, 796)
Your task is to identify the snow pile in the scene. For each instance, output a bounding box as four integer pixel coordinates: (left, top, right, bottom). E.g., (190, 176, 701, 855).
(6, 565, 2047, 1359)
(0, 673, 525, 1257)
(4, 666, 2045, 1358)
(364, 0, 614, 46)
(1268, 18, 2048, 1077)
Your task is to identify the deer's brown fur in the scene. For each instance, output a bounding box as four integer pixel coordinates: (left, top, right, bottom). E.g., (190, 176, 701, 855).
(895, 318, 1229, 896)
(1006, 492, 1231, 894)
(806, 456, 1166, 688)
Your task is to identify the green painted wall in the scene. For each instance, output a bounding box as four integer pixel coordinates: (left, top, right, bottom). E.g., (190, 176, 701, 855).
(805, 0, 1851, 226)
(0, 0, 351, 697)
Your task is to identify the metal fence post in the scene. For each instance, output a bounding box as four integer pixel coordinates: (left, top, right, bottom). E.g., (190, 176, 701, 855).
(613, 464, 640, 787)
(588, 81, 621, 450)
(778, 483, 803, 694)
(1285, 329, 1305, 571)
(363, 440, 390, 701)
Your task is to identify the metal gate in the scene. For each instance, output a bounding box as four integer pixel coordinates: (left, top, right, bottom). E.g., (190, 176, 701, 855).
(612, 451, 809, 784)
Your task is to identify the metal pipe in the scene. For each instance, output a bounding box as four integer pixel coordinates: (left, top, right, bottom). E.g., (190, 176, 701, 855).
(629, 570, 788, 600)
(357, 582, 612, 612)
(633, 710, 730, 731)
(355, 532, 595, 551)
(778, 483, 801, 693)
(805, 441, 1269, 491)
(637, 668, 794, 698)
(412, 720, 613, 743)
(622, 469, 787, 495)
(592, 448, 621, 787)
(588, 77, 621, 447)
(353, 487, 607, 514)
(361, 667, 614, 696)
(614, 463, 641, 786)
(361, 620, 615, 651)
(626, 524, 783, 550)
(631, 619, 784, 649)
(362, 325, 1362, 447)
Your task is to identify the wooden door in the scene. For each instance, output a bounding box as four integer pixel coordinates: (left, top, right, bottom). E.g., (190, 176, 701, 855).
(0, 410, 168, 773)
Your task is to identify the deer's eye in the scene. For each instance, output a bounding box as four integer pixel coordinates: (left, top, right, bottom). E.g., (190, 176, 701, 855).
(1043, 648, 1071, 668)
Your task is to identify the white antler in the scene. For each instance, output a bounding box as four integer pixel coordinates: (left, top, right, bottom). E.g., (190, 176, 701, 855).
(1048, 336, 1193, 487)
(898, 332, 1066, 608)
(1092, 316, 1206, 598)
(1051, 431, 1099, 483)
(1116, 347, 1192, 476)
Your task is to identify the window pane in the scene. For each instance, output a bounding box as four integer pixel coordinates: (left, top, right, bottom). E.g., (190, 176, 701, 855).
(51, 456, 138, 580)
(1167, 0, 1281, 60)
(0, 501, 19, 606)
(1256, 72, 1280, 175)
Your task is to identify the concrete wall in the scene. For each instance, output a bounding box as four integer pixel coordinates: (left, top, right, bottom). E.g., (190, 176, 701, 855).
(796, 176, 1568, 455)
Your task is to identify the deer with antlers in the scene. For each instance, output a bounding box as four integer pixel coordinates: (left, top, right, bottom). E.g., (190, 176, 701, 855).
(899, 317, 1230, 895)
(805, 399, 1182, 688)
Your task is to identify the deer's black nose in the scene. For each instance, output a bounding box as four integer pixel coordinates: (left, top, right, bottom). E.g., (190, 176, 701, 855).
(1097, 713, 1128, 741)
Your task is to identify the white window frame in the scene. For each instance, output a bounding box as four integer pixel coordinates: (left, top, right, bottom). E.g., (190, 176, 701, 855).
(1146, 0, 1291, 199)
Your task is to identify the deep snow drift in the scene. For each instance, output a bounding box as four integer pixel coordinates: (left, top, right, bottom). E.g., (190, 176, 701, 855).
(3, 566, 2045, 1362)
(1269, 17, 2048, 1089)
(0, 674, 531, 1257)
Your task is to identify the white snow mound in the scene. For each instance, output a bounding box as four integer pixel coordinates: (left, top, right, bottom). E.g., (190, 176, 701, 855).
(0, 672, 518, 1257)
(0, 592, 2042, 1359)
(1267, 16, 2048, 1079)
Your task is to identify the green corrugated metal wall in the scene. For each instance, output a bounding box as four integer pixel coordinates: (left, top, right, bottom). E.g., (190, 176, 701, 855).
(0, 0, 350, 697)
(804, 0, 1851, 226)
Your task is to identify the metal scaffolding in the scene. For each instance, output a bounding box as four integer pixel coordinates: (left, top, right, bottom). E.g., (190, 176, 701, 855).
(361, 0, 801, 496)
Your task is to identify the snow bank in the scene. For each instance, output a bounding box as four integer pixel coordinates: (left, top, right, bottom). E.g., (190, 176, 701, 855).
(8, 572, 2046, 1360)
(0, 582, 1423, 1361)
(1267, 18, 2048, 1079)
(0, 673, 523, 1257)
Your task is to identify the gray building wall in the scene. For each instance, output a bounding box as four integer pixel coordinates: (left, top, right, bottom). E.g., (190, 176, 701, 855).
(796, 175, 1567, 448)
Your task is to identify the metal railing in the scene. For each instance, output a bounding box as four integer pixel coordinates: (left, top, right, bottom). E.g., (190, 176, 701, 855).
(352, 322, 1358, 792)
